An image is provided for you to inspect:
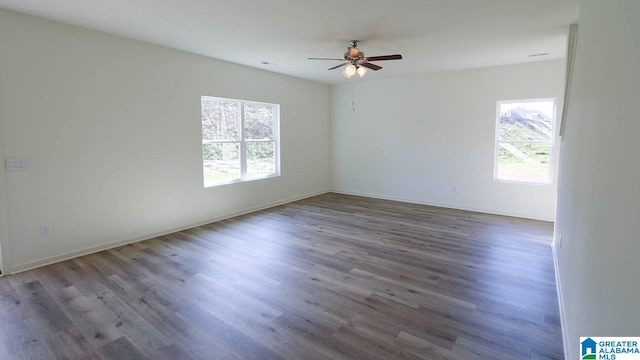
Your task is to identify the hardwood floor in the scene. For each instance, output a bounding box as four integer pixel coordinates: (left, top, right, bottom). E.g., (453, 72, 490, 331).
(0, 193, 563, 359)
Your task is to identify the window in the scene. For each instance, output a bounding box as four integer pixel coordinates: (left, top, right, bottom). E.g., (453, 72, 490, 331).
(201, 96, 279, 187)
(494, 99, 555, 184)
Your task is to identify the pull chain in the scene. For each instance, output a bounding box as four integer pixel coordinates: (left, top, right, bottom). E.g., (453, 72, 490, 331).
(352, 82, 356, 112)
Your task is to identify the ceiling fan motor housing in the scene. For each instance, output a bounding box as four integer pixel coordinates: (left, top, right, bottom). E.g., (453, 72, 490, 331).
(347, 40, 362, 61)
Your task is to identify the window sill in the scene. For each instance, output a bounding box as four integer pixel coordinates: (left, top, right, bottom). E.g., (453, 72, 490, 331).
(204, 173, 280, 188)
(494, 178, 552, 186)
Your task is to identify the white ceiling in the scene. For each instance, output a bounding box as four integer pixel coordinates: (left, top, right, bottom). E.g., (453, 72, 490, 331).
(0, 0, 579, 85)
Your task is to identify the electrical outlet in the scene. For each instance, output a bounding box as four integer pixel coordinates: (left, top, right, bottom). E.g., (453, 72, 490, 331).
(40, 224, 52, 237)
(452, 185, 458, 193)
(6, 158, 30, 171)
(180, 198, 187, 208)
(558, 235, 563, 249)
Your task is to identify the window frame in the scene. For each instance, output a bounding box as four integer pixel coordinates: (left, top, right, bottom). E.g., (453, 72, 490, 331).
(202, 96, 280, 187)
(493, 98, 556, 185)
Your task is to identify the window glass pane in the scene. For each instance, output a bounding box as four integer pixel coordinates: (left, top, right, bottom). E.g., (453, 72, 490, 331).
(202, 98, 240, 141)
(203, 142, 240, 185)
(201, 96, 280, 188)
(246, 142, 275, 178)
(497, 143, 550, 182)
(499, 101, 553, 141)
(244, 104, 274, 140)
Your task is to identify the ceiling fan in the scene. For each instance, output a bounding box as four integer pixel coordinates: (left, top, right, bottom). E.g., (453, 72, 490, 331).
(309, 40, 403, 78)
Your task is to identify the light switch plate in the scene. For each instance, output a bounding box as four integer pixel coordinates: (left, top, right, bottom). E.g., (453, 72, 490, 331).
(6, 158, 29, 171)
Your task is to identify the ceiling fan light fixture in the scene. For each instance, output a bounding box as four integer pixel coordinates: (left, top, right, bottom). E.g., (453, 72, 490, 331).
(357, 66, 367, 77)
(343, 64, 356, 78)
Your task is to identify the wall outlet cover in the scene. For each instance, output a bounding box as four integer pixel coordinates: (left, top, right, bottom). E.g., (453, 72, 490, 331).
(6, 158, 29, 171)
(40, 224, 52, 237)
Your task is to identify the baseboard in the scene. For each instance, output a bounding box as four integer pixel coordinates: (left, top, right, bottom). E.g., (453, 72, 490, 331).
(331, 189, 554, 222)
(9, 190, 330, 275)
(552, 243, 569, 358)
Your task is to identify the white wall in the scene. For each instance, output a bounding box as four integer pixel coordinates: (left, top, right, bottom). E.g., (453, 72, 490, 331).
(332, 61, 564, 221)
(554, 1, 640, 358)
(0, 9, 331, 273)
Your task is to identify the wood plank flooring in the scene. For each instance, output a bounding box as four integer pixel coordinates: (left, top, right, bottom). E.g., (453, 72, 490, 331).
(0, 193, 563, 359)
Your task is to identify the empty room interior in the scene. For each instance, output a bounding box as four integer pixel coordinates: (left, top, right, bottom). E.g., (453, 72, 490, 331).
(0, 0, 638, 359)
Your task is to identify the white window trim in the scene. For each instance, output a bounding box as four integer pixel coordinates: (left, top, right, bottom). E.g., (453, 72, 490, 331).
(202, 96, 281, 187)
(493, 98, 557, 185)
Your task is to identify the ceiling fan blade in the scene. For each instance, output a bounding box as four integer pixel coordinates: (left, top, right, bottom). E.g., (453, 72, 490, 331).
(361, 62, 382, 71)
(365, 54, 403, 61)
(308, 57, 344, 61)
(328, 62, 348, 70)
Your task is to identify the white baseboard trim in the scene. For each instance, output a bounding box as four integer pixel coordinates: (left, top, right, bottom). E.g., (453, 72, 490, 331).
(551, 243, 569, 358)
(9, 190, 330, 275)
(331, 189, 554, 222)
